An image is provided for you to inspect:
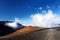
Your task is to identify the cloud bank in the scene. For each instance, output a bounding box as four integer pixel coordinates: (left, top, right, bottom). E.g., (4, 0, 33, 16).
(31, 10, 60, 28)
(6, 9, 60, 28)
(21, 10, 60, 28)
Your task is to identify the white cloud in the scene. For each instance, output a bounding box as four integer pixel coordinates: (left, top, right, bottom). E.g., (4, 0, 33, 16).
(38, 7, 42, 10)
(20, 10, 60, 28)
(6, 17, 20, 29)
(30, 10, 60, 28)
(47, 5, 50, 8)
(6, 10, 60, 28)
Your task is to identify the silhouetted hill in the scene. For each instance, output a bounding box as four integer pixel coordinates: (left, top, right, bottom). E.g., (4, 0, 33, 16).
(0, 21, 25, 36)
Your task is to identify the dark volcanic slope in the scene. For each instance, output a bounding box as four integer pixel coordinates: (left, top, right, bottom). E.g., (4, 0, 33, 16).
(0, 21, 25, 36)
(0, 27, 60, 40)
(0, 21, 15, 36)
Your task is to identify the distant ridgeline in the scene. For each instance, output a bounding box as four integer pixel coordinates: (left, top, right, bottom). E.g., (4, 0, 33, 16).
(0, 21, 25, 36)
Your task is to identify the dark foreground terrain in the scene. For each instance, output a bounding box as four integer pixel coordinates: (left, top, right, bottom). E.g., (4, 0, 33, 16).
(0, 21, 25, 36)
(0, 27, 60, 40)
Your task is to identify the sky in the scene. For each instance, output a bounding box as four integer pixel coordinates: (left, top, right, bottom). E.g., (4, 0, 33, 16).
(0, 0, 60, 20)
(0, 0, 60, 27)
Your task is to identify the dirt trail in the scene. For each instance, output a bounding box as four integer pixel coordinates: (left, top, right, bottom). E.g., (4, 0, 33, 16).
(45, 29, 58, 40)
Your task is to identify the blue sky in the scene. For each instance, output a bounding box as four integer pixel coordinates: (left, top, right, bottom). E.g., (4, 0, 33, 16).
(0, 0, 60, 20)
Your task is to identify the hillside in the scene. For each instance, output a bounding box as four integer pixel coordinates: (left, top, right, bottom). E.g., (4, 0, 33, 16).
(0, 26, 60, 40)
(0, 26, 44, 40)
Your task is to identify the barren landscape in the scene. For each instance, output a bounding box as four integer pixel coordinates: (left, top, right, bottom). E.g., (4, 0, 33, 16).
(0, 26, 60, 40)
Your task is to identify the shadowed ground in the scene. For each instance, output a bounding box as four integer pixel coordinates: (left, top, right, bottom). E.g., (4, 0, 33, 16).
(0, 27, 60, 40)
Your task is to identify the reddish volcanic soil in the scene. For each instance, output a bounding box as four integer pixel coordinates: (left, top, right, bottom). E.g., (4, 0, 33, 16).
(0, 26, 44, 40)
(0, 26, 60, 40)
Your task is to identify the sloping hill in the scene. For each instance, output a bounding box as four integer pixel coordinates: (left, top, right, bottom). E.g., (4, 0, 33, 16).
(0, 26, 44, 40)
(0, 21, 25, 36)
(1, 26, 60, 40)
